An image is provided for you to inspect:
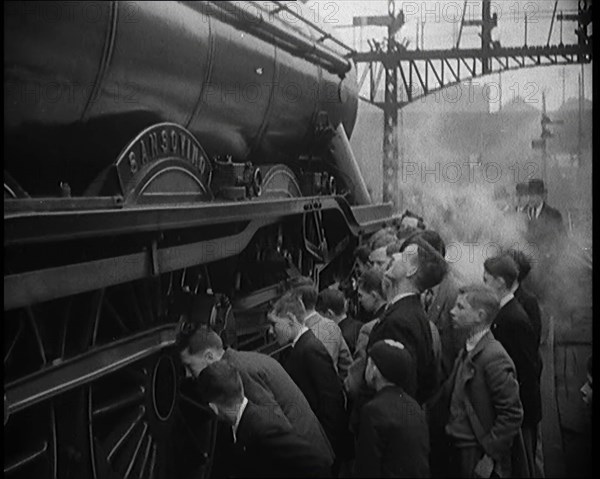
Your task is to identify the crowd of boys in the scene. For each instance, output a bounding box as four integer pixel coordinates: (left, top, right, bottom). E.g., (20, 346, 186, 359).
(175, 179, 589, 478)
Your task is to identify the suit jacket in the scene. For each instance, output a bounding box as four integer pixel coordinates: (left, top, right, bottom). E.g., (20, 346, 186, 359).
(234, 401, 332, 477)
(368, 294, 437, 404)
(281, 329, 352, 460)
(527, 203, 566, 257)
(492, 298, 541, 426)
(338, 316, 362, 356)
(304, 312, 352, 380)
(514, 285, 542, 349)
(430, 331, 523, 477)
(355, 386, 430, 478)
(223, 348, 335, 464)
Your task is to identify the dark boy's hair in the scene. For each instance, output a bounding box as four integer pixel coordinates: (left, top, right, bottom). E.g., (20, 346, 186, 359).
(505, 249, 532, 282)
(385, 240, 404, 256)
(357, 268, 385, 298)
(195, 360, 243, 406)
(354, 245, 372, 264)
(292, 284, 318, 310)
(317, 288, 346, 316)
(400, 237, 448, 292)
(484, 255, 519, 290)
(272, 292, 307, 324)
(180, 326, 223, 355)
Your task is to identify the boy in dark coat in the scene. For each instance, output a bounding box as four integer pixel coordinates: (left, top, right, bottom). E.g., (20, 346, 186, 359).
(196, 361, 331, 477)
(368, 239, 446, 404)
(354, 339, 429, 477)
(178, 326, 335, 465)
(484, 255, 540, 476)
(269, 292, 354, 469)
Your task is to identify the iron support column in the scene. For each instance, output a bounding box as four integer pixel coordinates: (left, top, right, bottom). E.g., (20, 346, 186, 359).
(383, 66, 399, 208)
(382, 0, 400, 209)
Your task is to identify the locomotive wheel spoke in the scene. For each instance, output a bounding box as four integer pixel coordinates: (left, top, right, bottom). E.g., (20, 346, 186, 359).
(123, 422, 149, 479)
(148, 442, 158, 479)
(135, 281, 156, 326)
(104, 297, 131, 335)
(129, 283, 146, 329)
(26, 306, 47, 364)
(105, 406, 146, 463)
(4, 318, 24, 365)
(6, 272, 217, 479)
(4, 401, 57, 479)
(91, 289, 105, 346)
(4, 300, 66, 479)
(4, 442, 48, 474)
(137, 435, 154, 479)
(92, 386, 146, 419)
(83, 274, 217, 479)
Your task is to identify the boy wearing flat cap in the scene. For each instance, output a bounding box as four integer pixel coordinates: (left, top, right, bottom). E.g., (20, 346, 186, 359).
(354, 339, 430, 478)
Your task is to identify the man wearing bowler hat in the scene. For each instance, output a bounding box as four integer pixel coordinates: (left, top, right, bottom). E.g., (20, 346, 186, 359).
(525, 178, 566, 299)
(515, 182, 529, 213)
(526, 179, 565, 236)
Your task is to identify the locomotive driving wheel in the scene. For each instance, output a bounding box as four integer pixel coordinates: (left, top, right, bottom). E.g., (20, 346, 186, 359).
(4, 273, 218, 479)
(259, 165, 302, 198)
(78, 277, 217, 479)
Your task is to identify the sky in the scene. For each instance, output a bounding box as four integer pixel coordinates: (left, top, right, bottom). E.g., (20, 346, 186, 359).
(297, 0, 592, 111)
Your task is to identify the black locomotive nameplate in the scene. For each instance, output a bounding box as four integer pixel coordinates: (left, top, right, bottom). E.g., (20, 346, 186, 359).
(115, 123, 211, 195)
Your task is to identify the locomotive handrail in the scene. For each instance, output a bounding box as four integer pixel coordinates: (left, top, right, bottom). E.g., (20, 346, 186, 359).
(203, 1, 352, 76)
(269, 1, 356, 56)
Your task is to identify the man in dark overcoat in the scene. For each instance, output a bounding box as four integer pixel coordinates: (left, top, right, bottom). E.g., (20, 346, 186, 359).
(196, 361, 332, 477)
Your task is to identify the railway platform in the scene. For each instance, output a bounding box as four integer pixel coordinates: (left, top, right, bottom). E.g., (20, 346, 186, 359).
(540, 293, 592, 477)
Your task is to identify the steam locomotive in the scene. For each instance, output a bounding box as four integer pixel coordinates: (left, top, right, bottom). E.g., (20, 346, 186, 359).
(4, 2, 400, 478)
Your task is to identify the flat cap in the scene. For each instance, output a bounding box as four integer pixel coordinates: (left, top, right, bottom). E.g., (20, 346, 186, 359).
(368, 339, 415, 389)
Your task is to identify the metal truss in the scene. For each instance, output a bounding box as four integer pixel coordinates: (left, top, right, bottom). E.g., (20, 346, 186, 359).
(355, 43, 593, 108)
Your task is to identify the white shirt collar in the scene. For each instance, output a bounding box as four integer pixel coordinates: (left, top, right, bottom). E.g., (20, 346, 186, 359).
(292, 325, 309, 347)
(499, 292, 514, 309)
(232, 396, 249, 443)
(466, 328, 490, 352)
(534, 202, 544, 219)
(389, 291, 419, 307)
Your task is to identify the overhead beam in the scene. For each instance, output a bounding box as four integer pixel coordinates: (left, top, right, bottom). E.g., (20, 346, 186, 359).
(353, 44, 592, 63)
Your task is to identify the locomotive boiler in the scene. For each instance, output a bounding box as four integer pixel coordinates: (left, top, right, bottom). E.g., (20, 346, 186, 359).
(4, 2, 398, 478)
